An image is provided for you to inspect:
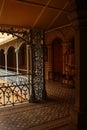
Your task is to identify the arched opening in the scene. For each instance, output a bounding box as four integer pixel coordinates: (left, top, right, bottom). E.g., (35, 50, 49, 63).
(7, 46, 16, 71)
(18, 43, 27, 73)
(52, 38, 63, 82)
(0, 49, 5, 69)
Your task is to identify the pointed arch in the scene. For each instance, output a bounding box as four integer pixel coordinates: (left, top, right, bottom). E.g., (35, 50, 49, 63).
(0, 49, 5, 68)
(18, 42, 27, 73)
(7, 46, 16, 71)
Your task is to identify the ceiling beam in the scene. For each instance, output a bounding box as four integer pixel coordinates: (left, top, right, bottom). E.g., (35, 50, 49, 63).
(45, 23, 72, 33)
(47, 1, 69, 29)
(16, 0, 71, 13)
(0, 0, 5, 16)
(33, 0, 51, 27)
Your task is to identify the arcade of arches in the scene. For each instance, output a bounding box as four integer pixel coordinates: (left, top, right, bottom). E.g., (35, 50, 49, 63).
(0, 41, 27, 73)
(0, 31, 75, 84)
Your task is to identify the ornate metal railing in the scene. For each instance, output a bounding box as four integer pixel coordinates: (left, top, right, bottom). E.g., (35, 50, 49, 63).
(0, 82, 29, 107)
(0, 73, 30, 107)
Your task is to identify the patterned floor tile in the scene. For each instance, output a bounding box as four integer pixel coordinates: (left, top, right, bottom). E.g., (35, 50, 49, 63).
(0, 81, 74, 130)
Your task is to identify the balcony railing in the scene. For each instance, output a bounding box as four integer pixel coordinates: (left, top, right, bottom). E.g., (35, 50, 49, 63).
(0, 70, 30, 107)
(0, 82, 29, 107)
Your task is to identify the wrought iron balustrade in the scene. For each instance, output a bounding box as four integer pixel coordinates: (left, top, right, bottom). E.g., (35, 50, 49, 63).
(0, 73, 30, 107)
(0, 82, 29, 107)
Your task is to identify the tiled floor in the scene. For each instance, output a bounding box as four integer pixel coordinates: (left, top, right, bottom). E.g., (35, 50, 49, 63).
(0, 80, 75, 130)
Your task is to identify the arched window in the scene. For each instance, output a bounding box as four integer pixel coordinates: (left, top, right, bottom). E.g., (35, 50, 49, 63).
(19, 43, 26, 69)
(0, 49, 5, 67)
(7, 46, 16, 71)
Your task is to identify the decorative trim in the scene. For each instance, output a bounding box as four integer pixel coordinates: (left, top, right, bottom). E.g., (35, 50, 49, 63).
(0, 24, 29, 34)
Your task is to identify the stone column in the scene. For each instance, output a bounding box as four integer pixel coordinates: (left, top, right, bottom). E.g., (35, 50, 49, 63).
(15, 48, 19, 84)
(15, 48, 19, 74)
(4, 51, 7, 73)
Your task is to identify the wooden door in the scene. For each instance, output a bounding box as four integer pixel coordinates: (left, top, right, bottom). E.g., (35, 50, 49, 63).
(52, 38, 63, 81)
